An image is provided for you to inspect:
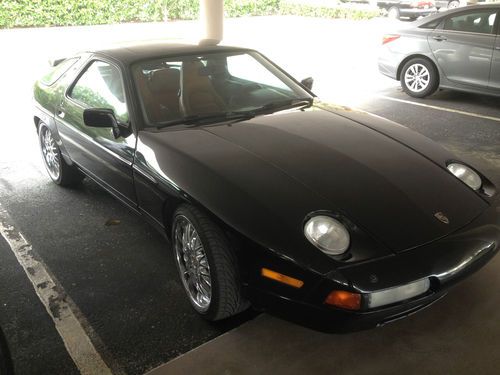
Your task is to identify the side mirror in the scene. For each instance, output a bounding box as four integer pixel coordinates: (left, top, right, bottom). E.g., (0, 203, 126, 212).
(300, 77, 314, 91)
(83, 108, 126, 138)
(83, 108, 117, 128)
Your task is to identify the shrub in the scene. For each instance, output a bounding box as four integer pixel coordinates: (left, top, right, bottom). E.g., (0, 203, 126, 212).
(0, 0, 201, 28)
(225, 0, 281, 17)
(0, 0, 380, 29)
(280, 3, 381, 20)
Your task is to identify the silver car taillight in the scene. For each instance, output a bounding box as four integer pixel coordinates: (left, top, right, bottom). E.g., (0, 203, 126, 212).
(382, 34, 400, 45)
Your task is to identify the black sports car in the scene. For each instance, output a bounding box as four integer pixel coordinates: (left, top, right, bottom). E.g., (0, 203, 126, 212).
(33, 43, 499, 332)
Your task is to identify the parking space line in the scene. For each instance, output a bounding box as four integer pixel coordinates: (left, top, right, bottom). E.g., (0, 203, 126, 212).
(0, 204, 114, 375)
(376, 95, 500, 123)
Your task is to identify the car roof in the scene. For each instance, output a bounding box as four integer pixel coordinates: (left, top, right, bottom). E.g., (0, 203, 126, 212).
(86, 41, 251, 65)
(413, 4, 500, 27)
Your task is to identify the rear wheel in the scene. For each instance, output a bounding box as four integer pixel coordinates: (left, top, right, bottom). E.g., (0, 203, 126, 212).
(38, 123, 83, 186)
(388, 6, 400, 20)
(172, 204, 248, 321)
(400, 58, 439, 98)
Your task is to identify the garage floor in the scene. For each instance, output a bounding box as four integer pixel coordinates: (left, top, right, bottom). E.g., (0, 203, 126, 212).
(150, 268, 500, 375)
(1, 16, 499, 375)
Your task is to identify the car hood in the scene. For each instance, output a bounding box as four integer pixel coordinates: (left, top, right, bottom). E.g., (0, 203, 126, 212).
(136, 106, 488, 271)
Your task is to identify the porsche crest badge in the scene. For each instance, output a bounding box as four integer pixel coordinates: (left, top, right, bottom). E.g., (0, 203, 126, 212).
(434, 212, 450, 224)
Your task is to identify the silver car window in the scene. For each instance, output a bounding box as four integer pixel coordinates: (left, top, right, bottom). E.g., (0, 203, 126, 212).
(444, 10, 498, 35)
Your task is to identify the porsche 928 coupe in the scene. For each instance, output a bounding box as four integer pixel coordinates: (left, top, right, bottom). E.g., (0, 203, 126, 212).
(33, 43, 500, 331)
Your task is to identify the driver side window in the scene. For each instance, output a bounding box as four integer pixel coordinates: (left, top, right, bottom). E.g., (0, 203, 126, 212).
(70, 61, 129, 123)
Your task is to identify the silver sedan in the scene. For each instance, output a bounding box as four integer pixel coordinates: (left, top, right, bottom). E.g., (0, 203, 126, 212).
(378, 4, 500, 98)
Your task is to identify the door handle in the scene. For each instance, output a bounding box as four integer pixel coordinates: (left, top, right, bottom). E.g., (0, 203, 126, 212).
(433, 35, 447, 42)
(495, 46, 500, 51)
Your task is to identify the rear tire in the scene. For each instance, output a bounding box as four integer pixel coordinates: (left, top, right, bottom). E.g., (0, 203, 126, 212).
(400, 58, 439, 98)
(172, 204, 249, 321)
(38, 123, 83, 186)
(388, 6, 400, 20)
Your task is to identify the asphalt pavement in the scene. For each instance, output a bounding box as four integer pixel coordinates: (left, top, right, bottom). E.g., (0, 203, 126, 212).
(0, 16, 499, 375)
(0, 161, 256, 374)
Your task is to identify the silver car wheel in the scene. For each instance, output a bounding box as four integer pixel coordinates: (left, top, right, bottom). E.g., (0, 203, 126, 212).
(404, 63, 430, 93)
(388, 7, 399, 19)
(40, 127, 61, 180)
(448, 0, 460, 9)
(174, 215, 212, 312)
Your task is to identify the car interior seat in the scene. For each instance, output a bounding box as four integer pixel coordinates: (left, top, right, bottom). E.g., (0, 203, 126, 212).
(180, 60, 225, 116)
(148, 68, 181, 121)
(134, 67, 181, 123)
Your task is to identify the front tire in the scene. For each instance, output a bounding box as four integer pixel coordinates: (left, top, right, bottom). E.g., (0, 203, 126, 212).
(400, 58, 439, 98)
(38, 123, 83, 186)
(172, 204, 248, 321)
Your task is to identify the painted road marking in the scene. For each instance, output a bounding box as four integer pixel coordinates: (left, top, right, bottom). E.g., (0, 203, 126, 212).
(376, 95, 500, 123)
(0, 204, 114, 375)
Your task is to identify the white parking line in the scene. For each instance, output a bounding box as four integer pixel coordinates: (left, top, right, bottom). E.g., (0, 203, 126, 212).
(376, 95, 500, 123)
(0, 204, 114, 375)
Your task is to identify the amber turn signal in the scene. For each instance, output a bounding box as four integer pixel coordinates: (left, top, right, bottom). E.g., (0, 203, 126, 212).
(261, 268, 304, 288)
(325, 290, 361, 310)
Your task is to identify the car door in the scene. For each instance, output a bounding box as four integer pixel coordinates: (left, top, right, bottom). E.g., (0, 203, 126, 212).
(490, 11, 500, 90)
(428, 8, 498, 88)
(56, 58, 137, 207)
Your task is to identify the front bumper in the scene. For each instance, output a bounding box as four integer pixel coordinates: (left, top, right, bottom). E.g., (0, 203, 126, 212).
(246, 285, 448, 332)
(244, 203, 500, 332)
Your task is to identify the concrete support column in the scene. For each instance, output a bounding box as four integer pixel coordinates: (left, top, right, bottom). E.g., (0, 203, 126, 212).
(199, 0, 224, 45)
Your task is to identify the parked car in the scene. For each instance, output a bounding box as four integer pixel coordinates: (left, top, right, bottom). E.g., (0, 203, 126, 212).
(378, 0, 436, 20)
(33, 42, 499, 331)
(435, 0, 462, 9)
(435, 0, 487, 11)
(379, 4, 500, 98)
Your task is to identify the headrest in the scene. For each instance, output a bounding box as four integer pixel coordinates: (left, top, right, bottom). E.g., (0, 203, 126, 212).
(198, 64, 226, 76)
(182, 60, 205, 77)
(148, 68, 180, 93)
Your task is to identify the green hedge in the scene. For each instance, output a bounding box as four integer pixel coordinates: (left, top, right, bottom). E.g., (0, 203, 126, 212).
(280, 4, 381, 20)
(0, 0, 380, 29)
(0, 0, 199, 28)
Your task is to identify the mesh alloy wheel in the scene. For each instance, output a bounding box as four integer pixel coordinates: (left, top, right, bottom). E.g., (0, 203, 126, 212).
(173, 215, 212, 313)
(40, 126, 61, 181)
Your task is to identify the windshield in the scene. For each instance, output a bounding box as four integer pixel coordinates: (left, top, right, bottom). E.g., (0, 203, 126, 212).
(132, 51, 312, 126)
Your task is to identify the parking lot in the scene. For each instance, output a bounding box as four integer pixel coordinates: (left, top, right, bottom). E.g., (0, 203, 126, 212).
(1, 16, 499, 375)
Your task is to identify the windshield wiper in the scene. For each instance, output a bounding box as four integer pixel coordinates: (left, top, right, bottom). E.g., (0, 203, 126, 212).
(253, 98, 313, 115)
(155, 98, 312, 128)
(156, 111, 256, 128)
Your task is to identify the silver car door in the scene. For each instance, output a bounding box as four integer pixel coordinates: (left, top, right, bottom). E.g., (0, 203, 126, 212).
(428, 9, 497, 89)
(489, 12, 500, 90)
